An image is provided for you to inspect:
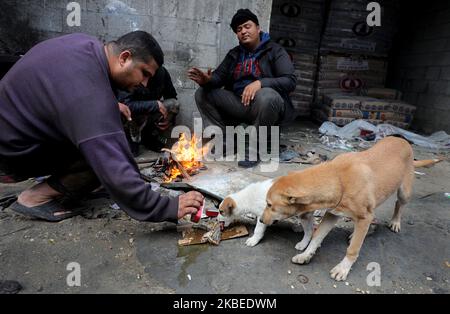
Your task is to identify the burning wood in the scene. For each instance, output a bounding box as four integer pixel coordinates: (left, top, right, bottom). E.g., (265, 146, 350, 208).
(148, 133, 210, 183)
(161, 148, 191, 181)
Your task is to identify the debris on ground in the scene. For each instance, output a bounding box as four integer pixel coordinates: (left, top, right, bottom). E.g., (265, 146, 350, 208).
(319, 120, 450, 150)
(280, 144, 328, 164)
(178, 223, 248, 246)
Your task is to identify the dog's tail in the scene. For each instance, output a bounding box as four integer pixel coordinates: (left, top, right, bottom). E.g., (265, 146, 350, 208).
(413, 158, 443, 168)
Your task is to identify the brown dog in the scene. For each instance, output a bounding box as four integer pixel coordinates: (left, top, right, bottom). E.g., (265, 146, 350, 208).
(261, 136, 441, 281)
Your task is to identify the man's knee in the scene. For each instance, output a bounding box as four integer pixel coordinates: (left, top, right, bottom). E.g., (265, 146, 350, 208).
(194, 87, 208, 108)
(254, 88, 284, 113)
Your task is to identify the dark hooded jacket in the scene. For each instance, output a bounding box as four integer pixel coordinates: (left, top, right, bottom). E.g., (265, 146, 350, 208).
(203, 32, 297, 124)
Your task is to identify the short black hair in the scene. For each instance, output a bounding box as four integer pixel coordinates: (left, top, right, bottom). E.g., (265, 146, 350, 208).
(111, 31, 164, 66)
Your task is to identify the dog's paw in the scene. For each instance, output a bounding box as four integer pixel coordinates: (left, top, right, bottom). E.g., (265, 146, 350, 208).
(330, 260, 352, 281)
(245, 236, 261, 247)
(292, 253, 313, 265)
(388, 221, 401, 233)
(295, 239, 310, 251)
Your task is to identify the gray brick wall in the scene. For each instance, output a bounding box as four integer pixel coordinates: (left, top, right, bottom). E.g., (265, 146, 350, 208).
(0, 0, 273, 128)
(390, 1, 450, 133)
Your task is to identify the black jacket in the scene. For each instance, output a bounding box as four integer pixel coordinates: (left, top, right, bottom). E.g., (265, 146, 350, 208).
(203, 40, 297, 123)
(116, 66, 177, 115)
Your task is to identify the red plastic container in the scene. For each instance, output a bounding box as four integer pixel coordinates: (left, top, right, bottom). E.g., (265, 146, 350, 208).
(191, 200, 205, 223)
(205, 208, 219, 217)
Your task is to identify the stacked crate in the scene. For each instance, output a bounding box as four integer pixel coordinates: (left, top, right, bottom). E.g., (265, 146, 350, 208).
(314, 90, 416, 129)
(314, 0, 401, 110)
(314, 54, 389, 104)
(320, 0, 401, 57)
(311, 0, 411, 127)
(269, 0, 326, 117)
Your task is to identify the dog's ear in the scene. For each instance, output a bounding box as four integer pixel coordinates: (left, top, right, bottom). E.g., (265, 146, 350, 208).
(219, 197, 236, 216)
(283, 188, 311, 205)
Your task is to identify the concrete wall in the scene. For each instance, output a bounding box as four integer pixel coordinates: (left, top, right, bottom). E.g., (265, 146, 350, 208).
(389, 0, 450, 133)
(0, 0, 272, 128)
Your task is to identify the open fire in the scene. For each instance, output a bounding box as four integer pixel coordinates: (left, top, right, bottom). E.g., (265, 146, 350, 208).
(163, 133, 209, 183)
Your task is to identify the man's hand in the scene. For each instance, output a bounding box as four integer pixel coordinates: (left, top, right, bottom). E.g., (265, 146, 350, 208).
(118, 102, 132, 121)
(241, 80, 262, 106)
(187, 67, 212, 86)
(178, 191, 205, 219)
(156, 100, 170, 130)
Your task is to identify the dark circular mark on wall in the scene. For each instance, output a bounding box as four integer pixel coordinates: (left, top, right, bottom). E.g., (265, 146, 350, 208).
(280, 3, 301, 18)
(340, 76, 364, 91)
(276, 37, 296, 48)
(352, 21, 374, 37)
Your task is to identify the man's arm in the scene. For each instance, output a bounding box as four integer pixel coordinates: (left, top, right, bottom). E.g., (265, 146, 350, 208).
(116, 89, 159, 115)
(206, 52, 234, 89)
(79, 132, 179, 222)
(78, 132, 204, 222)
(188, 51, 234, 89)
(259, 45, 297, 94)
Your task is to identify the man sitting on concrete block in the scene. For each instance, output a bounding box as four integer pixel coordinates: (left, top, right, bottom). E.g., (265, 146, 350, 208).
(188, 8, 297, 168)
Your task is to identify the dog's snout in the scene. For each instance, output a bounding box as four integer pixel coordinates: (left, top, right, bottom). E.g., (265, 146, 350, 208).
(273, 220, 279, 224)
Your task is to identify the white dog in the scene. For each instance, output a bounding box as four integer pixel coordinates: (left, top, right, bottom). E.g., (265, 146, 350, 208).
(218, 179, 314, 249)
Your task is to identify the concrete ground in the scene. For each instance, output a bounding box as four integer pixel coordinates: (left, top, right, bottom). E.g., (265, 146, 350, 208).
(0, 120, 449, 294)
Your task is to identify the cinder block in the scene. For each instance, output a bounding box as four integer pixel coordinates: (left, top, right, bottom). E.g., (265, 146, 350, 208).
(106, 13, 151, 36)
(417, 92, 437, 104)
(129, 14, 152, 32)
(177, 0, 221, 23)
(62, 11, 107, 37)
(403, 92, 419, 105)
(150, 0, 178, 18)
(402, 79, 429, 93)
(413, 39, 447, 53)
(174, 89, 198, 129)
(46, 0, 87, 10)
(440, 66, 450, 79)
(144, 39, 175, 63)
(28, 6, 64, 33)
(86, 0, 108, 13)
(433, 94, 450, 110)
(152, 16, 177, 42)
(404, 67, 427, 79)
(426, 67, 441, 80)
(428, 81, 449, 95)
(196, 21, 218, 46)
(126, 0, 148, 13)
(430, 51, 450, 66)
(174, 42, 217, 68)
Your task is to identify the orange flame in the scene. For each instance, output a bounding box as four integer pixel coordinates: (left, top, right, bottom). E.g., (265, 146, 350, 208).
(165, 133, 209, 182)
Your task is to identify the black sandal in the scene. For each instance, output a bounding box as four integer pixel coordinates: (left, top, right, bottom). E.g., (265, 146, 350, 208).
(0, 280, 22, 294)
(8, 199, 86, 222)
